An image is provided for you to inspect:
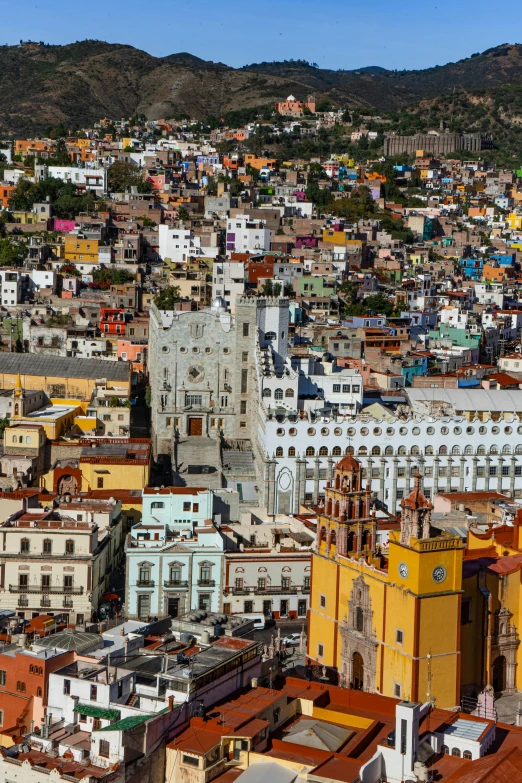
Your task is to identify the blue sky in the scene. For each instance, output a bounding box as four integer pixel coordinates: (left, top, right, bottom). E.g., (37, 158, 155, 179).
(0, 0, 521, 70)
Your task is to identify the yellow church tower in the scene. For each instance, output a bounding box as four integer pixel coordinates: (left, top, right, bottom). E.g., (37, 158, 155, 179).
(308, 457, 464, 708)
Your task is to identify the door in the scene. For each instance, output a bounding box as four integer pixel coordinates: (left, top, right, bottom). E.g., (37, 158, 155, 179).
(137, 594, 150, 619)
(352, 652, 364, 690)
(493, 656, 506, 694)
(167, 596, 180, 618)
(263, 600, 272, 616)
(189, 418, 203, 436)
(280, 600, 288, 617)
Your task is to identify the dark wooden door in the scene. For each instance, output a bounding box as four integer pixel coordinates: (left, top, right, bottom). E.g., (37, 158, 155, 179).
(189, 418, 203, 436)
(353, 652, 364, 690)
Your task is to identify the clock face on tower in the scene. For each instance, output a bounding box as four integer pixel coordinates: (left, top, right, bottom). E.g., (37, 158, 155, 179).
(398, 562, 409, 579)
(432, 565, 447, 584)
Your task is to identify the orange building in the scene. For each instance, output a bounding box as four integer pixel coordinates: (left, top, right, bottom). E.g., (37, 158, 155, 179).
(0, 641, 74, 744)
(275, 94, 316, 115)
(0, 184, 15, 208)
(244, 154, 278, 171)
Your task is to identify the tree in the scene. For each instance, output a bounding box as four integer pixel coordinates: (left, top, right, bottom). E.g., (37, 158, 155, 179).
(229, 177, 243, 197)
(0, 417, 9, 439)
(315, 99, 332, 113)
(0, 237, 25, 266)
(273, 282, 282, 297)
(107, 161, 145, 193)
(305, 180, 331, 209)
(262, 280, 274, 296)
(53, 138, 72, 166)
(9, 179, 38, 211)
(154, 286, 182, 310)
(178, 206, 190, 221)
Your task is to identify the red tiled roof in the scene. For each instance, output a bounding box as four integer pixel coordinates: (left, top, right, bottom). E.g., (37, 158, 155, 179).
(444, 746, 522, 783)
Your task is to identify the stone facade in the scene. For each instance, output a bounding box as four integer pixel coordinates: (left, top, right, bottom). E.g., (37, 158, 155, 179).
(149, 297, 286, 457)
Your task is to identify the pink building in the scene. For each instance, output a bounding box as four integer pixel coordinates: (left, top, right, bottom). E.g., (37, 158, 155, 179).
(53, 218, 76, 232)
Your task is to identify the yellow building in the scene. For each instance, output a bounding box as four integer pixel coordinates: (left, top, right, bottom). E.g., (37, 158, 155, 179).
(64, 235, 99, 263)
(0, 354, 131, 401)
(507, 212, 522, 230)
(308, 456, 463, 708)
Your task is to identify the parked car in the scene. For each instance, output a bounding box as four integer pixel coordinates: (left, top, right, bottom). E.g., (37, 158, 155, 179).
(282, 633, 301, 647)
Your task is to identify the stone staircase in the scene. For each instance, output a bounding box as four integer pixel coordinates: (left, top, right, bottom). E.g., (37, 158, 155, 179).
(172, 437, 223, 489)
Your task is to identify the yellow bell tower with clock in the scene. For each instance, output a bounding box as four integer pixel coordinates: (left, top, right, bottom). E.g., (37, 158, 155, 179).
(308, 463, 464, 708)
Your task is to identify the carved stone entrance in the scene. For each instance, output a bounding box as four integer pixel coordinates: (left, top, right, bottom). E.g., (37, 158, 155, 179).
(339, 575, 378, 692)
(491, 607, 520, 695)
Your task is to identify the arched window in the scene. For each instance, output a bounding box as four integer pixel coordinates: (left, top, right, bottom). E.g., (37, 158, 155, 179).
(29, 665, 34, 674)
(502, 445, 512, 454)
(451, 748, 461, 758)
(38, 667, 42, 675)
(21, 683, 26, 693)
(464, 445, 473, 455)
(12, 435, 16, 443)
(276, 447, 283, 457)
(463, 751, 472, 760)
(19, 436, 23, 444)
(358, 446, 367, 456)
(274, 388, 283, 400)
(319, 527, 327, 544)
(333, 446, 341, 456)
(346, 446, 354, 456)
(398, 446, 407, 456)
(439, 445, 448, 456)
(288, 447, 296, 457)
(285, 388, 294, 397)
(425, 446, 434, 456)
(490, 445, 499, 455)
(442, 745, 449, 755)
(356, 607, 364, 632)
(452, 446, 461, 455)
(265, 331, 276, 341)
(411, 446, 420, 456)
(385, 446, 393, 456)
(306, 447, 315, 457)
(371, 446, 381, 456)
(516, 445, 522, 455)
(319, 446, 328, 456)
(478, 445, 486, 455)
(16, 681, 21, 691)
(37, 687, 42, 698)
(263, 388, 272, 397)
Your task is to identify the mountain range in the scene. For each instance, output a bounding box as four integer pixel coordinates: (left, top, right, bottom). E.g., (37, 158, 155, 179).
(2, 40, 522, 135)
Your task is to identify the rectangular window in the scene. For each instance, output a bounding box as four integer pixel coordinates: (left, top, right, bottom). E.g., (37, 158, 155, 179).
(198, 593, 211, 611)
(183, 755, 200, 768)
(240, 401, 247, 414)
(242, 322, 250, 337)
(489, 466, 497, 477)
(317, 643, 324, 658)
(396, 629, 404, 644)
(63, 679, 70, 695)
(281, 577, 290, 590)
(186, 394, 202, 406)
(461, 598, 472, 625)
(241, 369, 248, 394)
(320, 594, 326, 609)
(394, 683, 402, 698)
(352, 385, 360, 393)
(90, 684, 97, 701)
(244, 600, 253, 613)
(242, 351, 248, 362)
(0, 710, 3, 726)
(99, 739, 110, 758)
(342, 384, 350, 393)
(258, 577, 266, 590)
(333, 384, 341, 393)
(0, 670, 6, 686)
(502, 465, 510, 476)
(477, 466, 485, 477)
(235, 577, 244, 590)
(97, 477, 104, 488)
(183, 502, 191, 512)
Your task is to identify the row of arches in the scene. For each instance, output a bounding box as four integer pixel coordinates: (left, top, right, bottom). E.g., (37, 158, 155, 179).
(274, 445, 522, 458)
(263, 388, 294, 398)
(318, 526, 371, 551)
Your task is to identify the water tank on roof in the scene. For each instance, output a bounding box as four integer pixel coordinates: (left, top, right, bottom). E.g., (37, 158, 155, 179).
(200, 630, 210, 645)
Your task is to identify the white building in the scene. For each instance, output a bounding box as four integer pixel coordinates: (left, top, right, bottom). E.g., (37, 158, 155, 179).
(226, 215, 271, 253)
(0, 269, 23, 306)
(158, 225, 220, 264)
(125, 487, 228, 619)
(46, 165, 107, 195)
(0, 499, 123, 625)
(212, 260, 246, 313)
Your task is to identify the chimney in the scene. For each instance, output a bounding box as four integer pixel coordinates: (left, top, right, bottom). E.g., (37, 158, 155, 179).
(168, 695, 174, 712)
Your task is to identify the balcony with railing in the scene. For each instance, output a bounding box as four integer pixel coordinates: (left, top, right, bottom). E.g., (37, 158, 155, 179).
(10, 584, 83, 595)
(197, 579, 216, 587)
(163, 579, 189, 588)
(136, 580, 155, 588)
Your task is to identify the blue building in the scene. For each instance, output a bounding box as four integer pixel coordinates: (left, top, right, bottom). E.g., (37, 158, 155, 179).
(125, 488, 233, 620)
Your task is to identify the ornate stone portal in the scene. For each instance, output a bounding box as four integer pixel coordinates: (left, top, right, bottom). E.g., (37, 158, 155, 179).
(491, 606, 520, 695)
(339, 575, 378, 692)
